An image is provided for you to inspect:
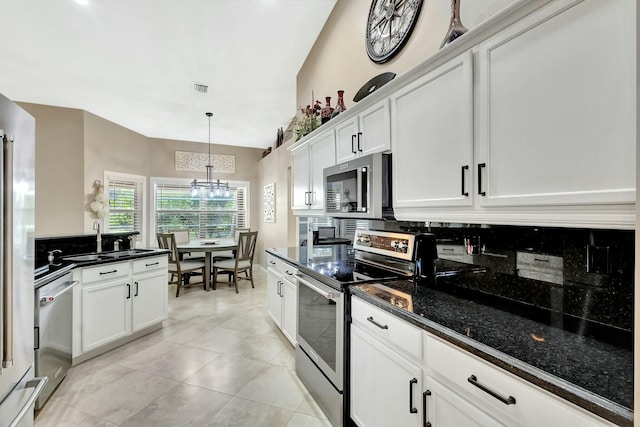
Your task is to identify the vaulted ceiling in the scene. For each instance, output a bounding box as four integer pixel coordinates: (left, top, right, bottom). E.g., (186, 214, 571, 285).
(0, 0, 337, 148)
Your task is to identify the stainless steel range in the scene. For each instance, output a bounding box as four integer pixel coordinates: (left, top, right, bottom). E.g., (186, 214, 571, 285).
(295, 229, 437, 427)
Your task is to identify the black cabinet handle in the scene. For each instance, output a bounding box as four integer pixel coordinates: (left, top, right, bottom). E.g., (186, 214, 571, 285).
(366, 316, 388, 330)
(126, 283, 131, 299)
(409, 378, 418, 414)
(134, 281, 139, 297)
(145, 262, 159, 267)
(461, 165, 469, 196)
(269, 260, 276, 265)
(357, 132, 363, 152)
(423, 390, 431, 427)
(468, 375, 516, 405)
(351, 134, 357, 154)
(477, 163, 486, 196)
(100, 269, 118, 275)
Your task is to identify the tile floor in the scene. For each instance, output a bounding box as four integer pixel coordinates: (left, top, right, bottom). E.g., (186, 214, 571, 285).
(35, 269, 332, 427)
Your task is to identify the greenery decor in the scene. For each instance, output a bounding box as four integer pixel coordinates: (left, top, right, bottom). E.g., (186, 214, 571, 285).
(295, 100, 322, 141)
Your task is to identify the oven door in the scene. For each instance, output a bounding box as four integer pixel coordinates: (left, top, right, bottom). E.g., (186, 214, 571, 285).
(296, 274, 343, 391)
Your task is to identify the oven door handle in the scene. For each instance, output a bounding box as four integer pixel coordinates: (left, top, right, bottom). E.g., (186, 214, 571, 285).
(296, 274, 339, 300)
(39, 280, 80, 306)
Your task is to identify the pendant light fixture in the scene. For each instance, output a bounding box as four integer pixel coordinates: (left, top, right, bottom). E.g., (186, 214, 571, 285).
(190, 112, 230, 198)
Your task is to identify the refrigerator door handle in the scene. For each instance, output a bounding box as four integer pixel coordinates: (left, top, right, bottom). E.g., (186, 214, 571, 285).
(7, 376, 48, 427)
(1, 132, 12, 369)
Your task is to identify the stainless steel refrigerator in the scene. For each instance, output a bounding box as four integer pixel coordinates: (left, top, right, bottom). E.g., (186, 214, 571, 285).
(0, 94, 43, 427)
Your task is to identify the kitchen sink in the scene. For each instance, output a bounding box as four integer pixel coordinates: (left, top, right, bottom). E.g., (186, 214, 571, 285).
(62, 253, 110, 262)
(62, 249, 154, 262)
(102, 249, 154, 258)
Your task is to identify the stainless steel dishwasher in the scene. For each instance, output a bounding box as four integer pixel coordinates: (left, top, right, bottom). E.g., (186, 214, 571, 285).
(34, 272, 78, 409)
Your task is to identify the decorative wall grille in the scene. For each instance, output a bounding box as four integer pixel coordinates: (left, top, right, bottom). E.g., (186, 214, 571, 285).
(175, 151, 235, 173)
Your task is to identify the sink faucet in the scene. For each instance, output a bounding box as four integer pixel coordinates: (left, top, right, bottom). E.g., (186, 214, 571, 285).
(114, 238, 123, 252)
(128, 235, 136, 250)
(47, 249, 62, 265)
(93, 220, 102, 253)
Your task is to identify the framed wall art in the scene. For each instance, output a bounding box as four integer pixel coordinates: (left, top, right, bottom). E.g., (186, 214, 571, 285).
(264, 183, 275, 223)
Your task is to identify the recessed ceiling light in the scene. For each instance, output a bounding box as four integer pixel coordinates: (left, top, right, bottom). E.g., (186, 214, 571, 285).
(74, 0, 89, 5)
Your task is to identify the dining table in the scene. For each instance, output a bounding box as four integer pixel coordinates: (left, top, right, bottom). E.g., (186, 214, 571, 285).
(176, 238, 237, 291)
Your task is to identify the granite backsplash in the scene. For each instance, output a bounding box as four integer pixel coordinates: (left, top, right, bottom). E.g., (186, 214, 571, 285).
(366, 222, 634, 335)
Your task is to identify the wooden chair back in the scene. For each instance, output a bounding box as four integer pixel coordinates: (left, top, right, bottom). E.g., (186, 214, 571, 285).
(157, 233, 180, 264)
(236, 231, 258, 264)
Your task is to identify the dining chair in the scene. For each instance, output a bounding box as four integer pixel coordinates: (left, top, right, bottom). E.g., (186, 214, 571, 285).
(212, 231, 258, 293)
(167, 228, 203, 262)
(212, 227, 251, 262)
(157, 233, 206, 297)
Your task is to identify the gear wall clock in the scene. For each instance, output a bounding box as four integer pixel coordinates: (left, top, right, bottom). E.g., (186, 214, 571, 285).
(365, 0, 424, 64)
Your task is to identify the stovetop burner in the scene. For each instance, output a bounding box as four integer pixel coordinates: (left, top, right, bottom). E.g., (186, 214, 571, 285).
(306, 258, 406, 284)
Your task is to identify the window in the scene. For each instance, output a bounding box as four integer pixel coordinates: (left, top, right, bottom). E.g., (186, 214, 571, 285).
(151, 177, 248, 244)
(104, 171, 146, 245)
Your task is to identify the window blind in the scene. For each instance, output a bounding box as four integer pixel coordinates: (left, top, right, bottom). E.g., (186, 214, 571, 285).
(106, 175, 144, 242)
(154, 182, 247, 239)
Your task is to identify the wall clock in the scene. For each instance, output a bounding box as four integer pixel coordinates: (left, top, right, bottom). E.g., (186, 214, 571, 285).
(365, 0, 424, 64)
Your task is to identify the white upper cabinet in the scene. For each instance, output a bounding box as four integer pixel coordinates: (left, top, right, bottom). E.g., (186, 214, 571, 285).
(476, 0, 635, 210)
(335, 99, 391, 164)
(391, 51, 474, 216)
(290, 129, 336, 214)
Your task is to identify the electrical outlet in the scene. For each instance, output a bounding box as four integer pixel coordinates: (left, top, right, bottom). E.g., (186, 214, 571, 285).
(586, 245, 611, 274)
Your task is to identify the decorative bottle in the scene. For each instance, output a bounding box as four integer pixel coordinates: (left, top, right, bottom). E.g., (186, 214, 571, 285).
(332, 90, 347, 119)
(440, 0, 468, 48)
(321, 96, 334, 124)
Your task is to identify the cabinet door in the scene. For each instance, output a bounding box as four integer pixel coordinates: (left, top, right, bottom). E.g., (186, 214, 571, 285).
(280, 277, 297, 346)
(266, 268, 282, 327)
(476, 0, 635, 208)
(351, 324, 422, 427)
(132, 271, 168, 332)
(308, 130, 336, 211)
(81, 279, 131, 352)
(291, 145, 311, 211)
(391, 51, 474, 215)
(425, 376, 507, 427)
(358, 99, 391, 157)
(335, 116, 359, 163)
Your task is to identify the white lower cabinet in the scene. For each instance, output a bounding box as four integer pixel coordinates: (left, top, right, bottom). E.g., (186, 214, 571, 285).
(350, 296, 423, 427)
(266, 253, 297, 346)
(350, 296, 615, 427)
(81, 274, 131, 353)
(73, 255, 168, 360)
(350, 324, 423, 427)
(424, 376, 506, 427)
(132, 258, 169, 332)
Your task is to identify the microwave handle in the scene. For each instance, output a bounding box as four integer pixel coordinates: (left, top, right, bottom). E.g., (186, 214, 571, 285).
(356, 167, 364, 212)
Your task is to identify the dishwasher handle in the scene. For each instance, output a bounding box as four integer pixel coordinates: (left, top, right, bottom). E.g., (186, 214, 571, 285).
(39, 280, 80, 306)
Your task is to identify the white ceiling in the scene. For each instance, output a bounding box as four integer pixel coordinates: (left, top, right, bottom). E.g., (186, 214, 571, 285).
(0, 0, 336, 149)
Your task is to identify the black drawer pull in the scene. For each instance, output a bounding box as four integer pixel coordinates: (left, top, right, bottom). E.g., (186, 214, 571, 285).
(461, 165, 469, 196)
(409, 378, 418, 414)
(533, 258, 549, 263)
(477, 163, 486, 196)
(145, 262, 159, 267)
(357, 132, 363, 152)
(126, 283, 131, 299)
(468, 375, 516, 405)
(442, 248, 455, 252)
(100, 269, 118, 275)
(367, 316, 388, 330)
(269, 260, 276, 265)
(351, 134, 357, 154)
(134, 281, 139, 297)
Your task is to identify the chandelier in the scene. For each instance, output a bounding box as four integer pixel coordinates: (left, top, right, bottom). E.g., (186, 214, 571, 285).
(190, 112, 230, 198)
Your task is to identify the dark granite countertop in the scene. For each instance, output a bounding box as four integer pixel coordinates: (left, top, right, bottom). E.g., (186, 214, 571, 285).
(351, 279, 633, 427)
(35, 249, 169, 290)
(266, 246, 633, 426)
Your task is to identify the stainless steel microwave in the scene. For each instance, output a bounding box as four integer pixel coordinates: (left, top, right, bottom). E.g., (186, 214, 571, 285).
(323, 153, 393, 219)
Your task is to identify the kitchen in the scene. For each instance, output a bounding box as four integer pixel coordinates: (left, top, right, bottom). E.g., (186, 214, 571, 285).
(0, 0, 638, 426)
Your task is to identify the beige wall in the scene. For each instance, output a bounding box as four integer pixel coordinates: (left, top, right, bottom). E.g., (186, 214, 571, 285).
(19, 103, 85, 237)
(256, 137, 298, 266)
(297, 0, 517, 111)
(22, 104, 263, 245)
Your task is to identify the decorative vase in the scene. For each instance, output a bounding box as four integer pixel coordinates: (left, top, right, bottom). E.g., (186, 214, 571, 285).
(440, 0, 468, 48)
(331, 90, 347, 119)
(321, 96, 334, 124)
